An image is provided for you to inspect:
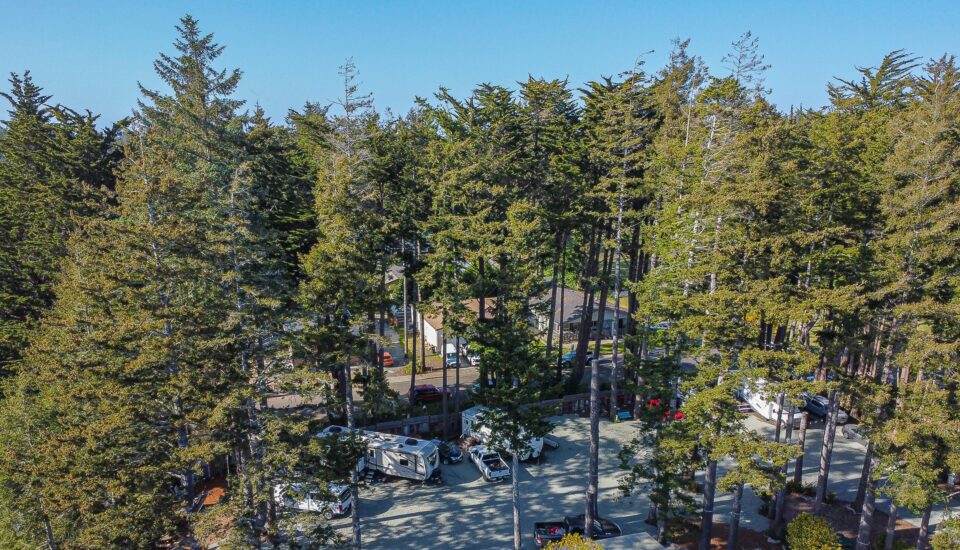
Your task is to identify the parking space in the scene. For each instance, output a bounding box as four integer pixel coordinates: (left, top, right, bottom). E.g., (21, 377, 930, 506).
(318, 407, 945, 548)
(328, 415, 654, 549)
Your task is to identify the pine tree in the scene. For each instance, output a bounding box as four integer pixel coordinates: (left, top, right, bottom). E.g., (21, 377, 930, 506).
(0, 72, 119, 378)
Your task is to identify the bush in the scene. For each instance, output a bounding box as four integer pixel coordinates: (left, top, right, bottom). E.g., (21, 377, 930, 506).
(786, 513, 837, 550)
(785, 479, 816, 496)
(545, 532, 603, 549)
(932, 516, 960, 550)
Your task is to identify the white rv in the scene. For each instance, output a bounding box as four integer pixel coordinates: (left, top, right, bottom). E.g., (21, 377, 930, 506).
(273, 482, 351, 520)
(738, 379, 801, 428)
(320, 425, 440, 481)
(461, 405, 544, 461)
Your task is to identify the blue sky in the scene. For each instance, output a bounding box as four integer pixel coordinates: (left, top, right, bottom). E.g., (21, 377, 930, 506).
(2, 1, 958, 125)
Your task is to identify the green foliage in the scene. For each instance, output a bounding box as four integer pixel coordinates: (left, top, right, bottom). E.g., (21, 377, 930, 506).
(932, 516, 960, 550)
(545, 532, 603, 549)
(785, 513, 837, 550)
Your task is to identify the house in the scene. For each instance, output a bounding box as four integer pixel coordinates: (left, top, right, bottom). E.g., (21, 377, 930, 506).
(534, 287, 624, 342)
(414, 298, 496, 352)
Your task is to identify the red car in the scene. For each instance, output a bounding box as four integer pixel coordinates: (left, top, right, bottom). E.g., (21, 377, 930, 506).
(409, 384, 445, 405)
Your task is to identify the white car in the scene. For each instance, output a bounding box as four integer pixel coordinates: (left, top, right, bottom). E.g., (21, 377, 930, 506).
(274, 482, 351, 520)
(468, 445, 511, 482)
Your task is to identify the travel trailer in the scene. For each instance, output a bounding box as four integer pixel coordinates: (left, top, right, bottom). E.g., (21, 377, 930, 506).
(738, 379, 801, 428)
(320, 425, 440, 481)
(461, 405, 545, 461)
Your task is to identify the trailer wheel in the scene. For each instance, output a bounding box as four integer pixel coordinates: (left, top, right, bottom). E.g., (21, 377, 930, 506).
(323, 509, 333, 520)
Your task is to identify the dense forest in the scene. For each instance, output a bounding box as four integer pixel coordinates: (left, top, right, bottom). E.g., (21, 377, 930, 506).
(1, 15, 959, 550)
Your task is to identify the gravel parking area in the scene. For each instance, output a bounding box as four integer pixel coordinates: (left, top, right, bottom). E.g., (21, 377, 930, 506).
(327, 414, 655, 549)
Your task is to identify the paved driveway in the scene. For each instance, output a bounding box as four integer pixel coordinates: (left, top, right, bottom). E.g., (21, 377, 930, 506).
(325, 415, 656, 549)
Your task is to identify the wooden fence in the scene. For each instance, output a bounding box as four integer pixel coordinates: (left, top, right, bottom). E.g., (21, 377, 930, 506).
(365, 390, 633, 437)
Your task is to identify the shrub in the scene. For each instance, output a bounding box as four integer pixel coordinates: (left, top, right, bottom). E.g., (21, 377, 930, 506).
(785, 479, 817, 496)
(545, 532, 603, 549)
(786, 513, 837, 550)
(932, 516, 960, 550)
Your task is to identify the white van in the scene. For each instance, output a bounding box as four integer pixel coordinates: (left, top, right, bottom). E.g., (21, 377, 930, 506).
(738, 379, 801, 428)
(274, 482, 351, 520)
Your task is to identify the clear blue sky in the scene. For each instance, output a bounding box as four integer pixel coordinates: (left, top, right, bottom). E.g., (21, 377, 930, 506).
(2, 1, 958, 125)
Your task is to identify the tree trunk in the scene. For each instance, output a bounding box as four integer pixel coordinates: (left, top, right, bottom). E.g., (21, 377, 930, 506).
(916, 505, 931, 550)
(773, 405, 796, 536)
(814, 390, 839, 512)
(512, 451, 522, 550)
(574, 225, 600, 376)
(419, 307, 426, 373)
(544, 233, 563, 359)
(592, 246, 612, 364)
(441, 333, 448, 440)
(556, 243, 567, 383)
(343, 353, 362, 550)
(408, 303, 418, 419)
(378, 258, 386, 374)
(727, 483, 743, 550)
(585, 317, 602, 538)
(855, 457, 876, 550)
(478, 259, 488, 389)
(853, 441, 874, 511)
(40, 501, 56, 550)
(699, 459, 718, 550)
(884, 499, 897, 550)
(455, 349, 461, 415)
(402, 241, 408, 362)
(793, 411, 809, 485)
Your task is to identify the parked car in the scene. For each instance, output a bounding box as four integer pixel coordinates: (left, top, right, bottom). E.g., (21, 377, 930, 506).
(561, 350, 594, 366)
(469, 378, 495, 396)
(273, 482, 351, 520)
(842, 424, 869, 447)
(409, 384, 445, 405)
(533, 514, 622, 547)
(468, 445, 511, 482)
(378, 351, 394, 368)
(431, 440, 463, 464)
(802, 393, 848, 424)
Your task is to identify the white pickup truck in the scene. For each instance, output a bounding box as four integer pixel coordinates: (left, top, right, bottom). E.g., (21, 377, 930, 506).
(468, 445, 511, 482)
(273, 482, 351, 520)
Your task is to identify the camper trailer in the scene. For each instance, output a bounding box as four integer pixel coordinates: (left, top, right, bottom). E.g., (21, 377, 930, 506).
(315, 426, 367, 474)
(461, 405, 544, 461)
(320, 425, 440, 481)
(738, 379, 801, 428)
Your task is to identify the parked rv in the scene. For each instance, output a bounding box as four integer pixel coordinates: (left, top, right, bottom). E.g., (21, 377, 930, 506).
(468, 445, 511, 482)
(461, 405, 545, 461)
(737, 379, 802, 428)
(320, 425, 440, 482)
(273, 482, 351, 520)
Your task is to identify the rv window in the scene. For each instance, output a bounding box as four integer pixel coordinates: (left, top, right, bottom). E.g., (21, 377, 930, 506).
(399, 458, 409, 466)
(368, 449, 374, 457)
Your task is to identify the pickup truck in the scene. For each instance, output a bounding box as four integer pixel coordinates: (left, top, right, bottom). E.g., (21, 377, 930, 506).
(468, 445, 511, 482)
(533, 514, 622, 548)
